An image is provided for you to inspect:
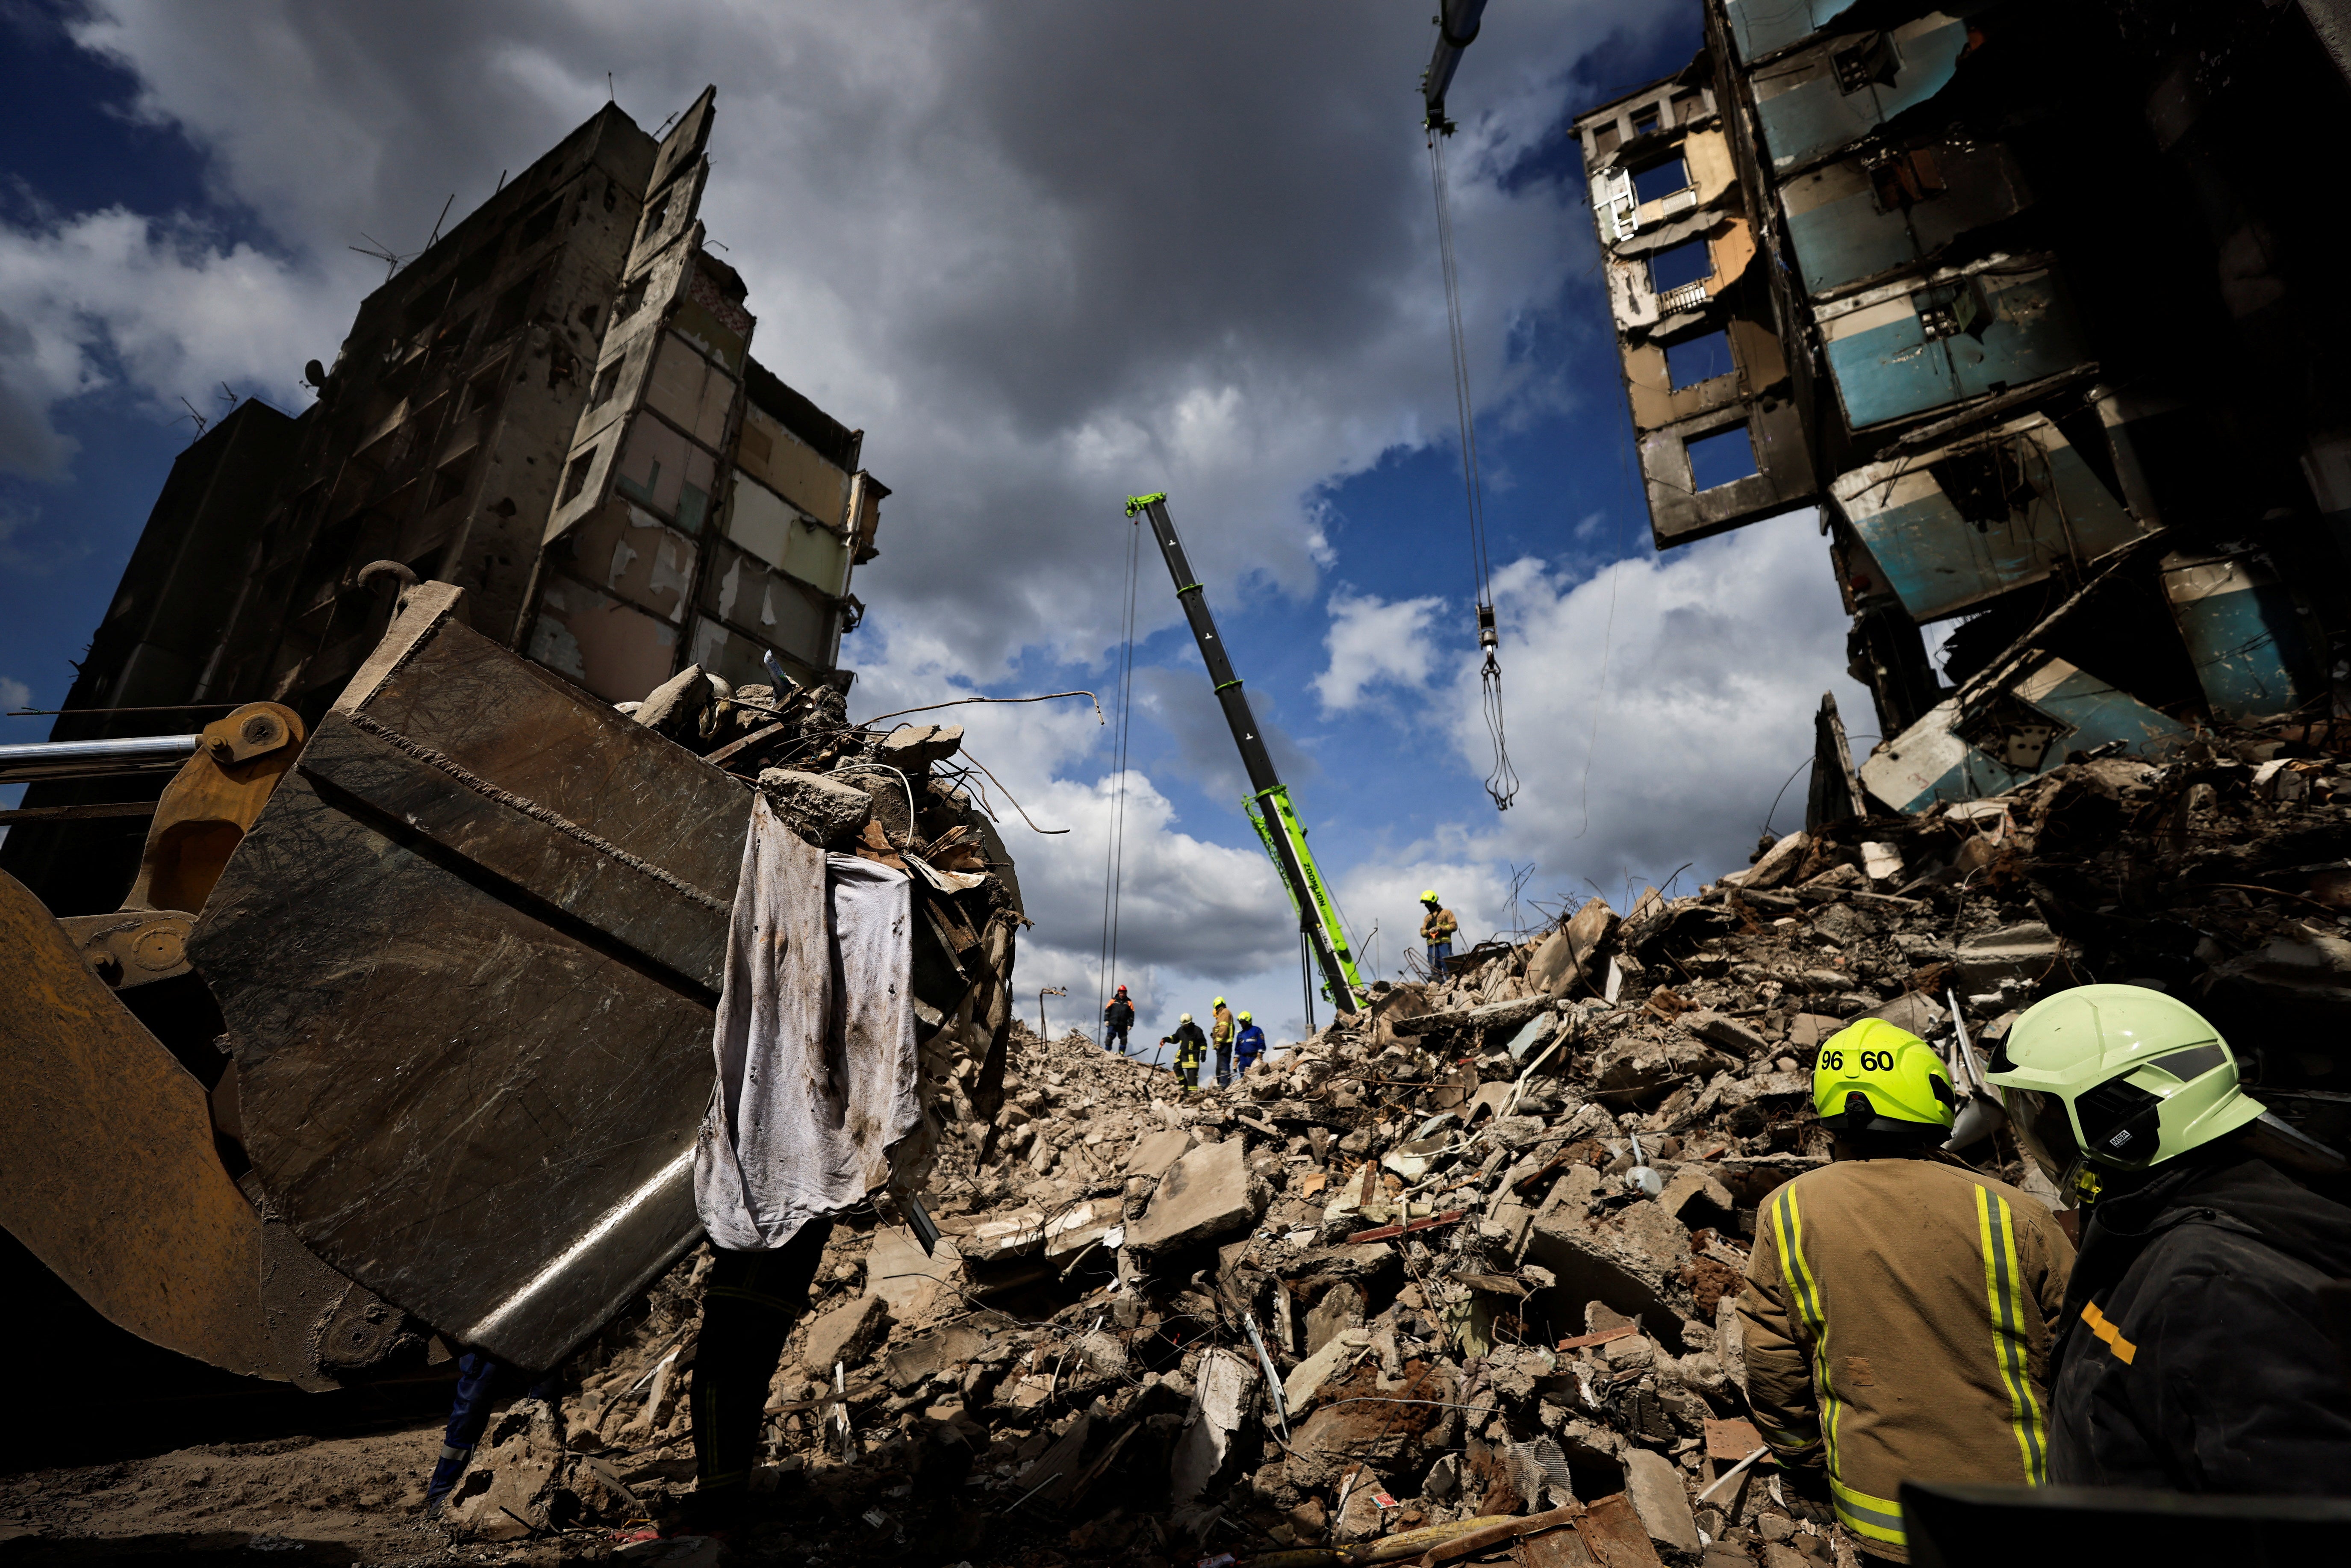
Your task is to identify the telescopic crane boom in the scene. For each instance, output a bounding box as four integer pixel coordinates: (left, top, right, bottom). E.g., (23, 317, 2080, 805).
(1124, 494, 1364, 1016)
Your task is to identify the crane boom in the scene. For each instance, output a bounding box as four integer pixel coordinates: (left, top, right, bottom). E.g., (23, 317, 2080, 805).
(1125, 494, 1363, 1016)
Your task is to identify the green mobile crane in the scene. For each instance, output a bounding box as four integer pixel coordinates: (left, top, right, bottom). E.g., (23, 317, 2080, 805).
(1124, 494, 1366, 1016)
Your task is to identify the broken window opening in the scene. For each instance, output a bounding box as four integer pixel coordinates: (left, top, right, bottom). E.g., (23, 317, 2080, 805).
(590, 360, 625, 410)
(1666, 330, 1735, 389)
(1688, 424, 1760, 490)
(559, 450, 595, 506)
(577, 302, 600, 328)
(1833, 32, 1902, 94)
(429, 457, 474, 511)
(1632, 156, 1691, 204)
(1650, 238, 1715, 296)
(486, 271, 539, 341)
(1928, 444, 2037, 529)
(464, 358, 508, 416)
(1956, 689, 2073, 772)
(1632, 106, 1662, 138)
(518, 197, 563, 249)
(616, 277, 648, 321)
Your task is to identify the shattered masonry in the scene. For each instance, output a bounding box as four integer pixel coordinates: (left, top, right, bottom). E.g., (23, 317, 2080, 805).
(1573, 0, 2351, 811)
(2, 85, 885, 917)
(273, 710, 2347, 1554)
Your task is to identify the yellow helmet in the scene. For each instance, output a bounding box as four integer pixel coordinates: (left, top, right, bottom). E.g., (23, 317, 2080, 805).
(1814, 1018, 1956, 1135)
(1421, 889, 1439, 903)
(1239, 1011, 1252, 1023)
(1214, 996, 1226, 1007)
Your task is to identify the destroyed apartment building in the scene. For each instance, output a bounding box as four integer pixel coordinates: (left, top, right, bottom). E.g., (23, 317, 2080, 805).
(1571, 0, 2351, 812)
(1, 84, 885, 918)
(0, 87, 1024, 1450)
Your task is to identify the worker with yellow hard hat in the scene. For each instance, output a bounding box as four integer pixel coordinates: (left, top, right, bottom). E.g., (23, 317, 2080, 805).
(1209, 996, 1237, 1087)
(1986, 984, 2351, 1494)
(1738, 1017, 2073, 1563)
(1233, 1011, 1267, 1077)
(1418, 890, 1457, 973)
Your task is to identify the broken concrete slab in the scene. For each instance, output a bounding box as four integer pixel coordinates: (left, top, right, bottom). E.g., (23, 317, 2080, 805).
(1125, 1127, 1196, 1180)
(1657, 1165, 1736, 1224)
(757, 767, 872, 846)
(801, 1293, 890, 1373)
(1129, 1136, 1259, 1252)
(1390, 995, 1553, 1037)
(1954, 922, 2064, 988)
(1282, 1327, 1369, 1413)
(1684, 1011, 1770, 1058)
(1722, 830, 1808, 892)
(1623, 1447, 1702, 1553)
(863, 1224, 959, 1322)
(1303, 1281, 1365, 1356)
(1170, 1348, 1257, 1506)
(878, 722, 965, 770)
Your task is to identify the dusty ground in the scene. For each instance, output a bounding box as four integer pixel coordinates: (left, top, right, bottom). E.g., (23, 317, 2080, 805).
(0, 1423, 582, 1568)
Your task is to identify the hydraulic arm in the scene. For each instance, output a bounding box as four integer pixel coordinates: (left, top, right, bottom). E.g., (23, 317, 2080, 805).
(1125, 494, 1364, 1015)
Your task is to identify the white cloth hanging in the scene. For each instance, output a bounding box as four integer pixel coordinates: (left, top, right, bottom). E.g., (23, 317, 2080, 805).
(695, 796, 923, 1250)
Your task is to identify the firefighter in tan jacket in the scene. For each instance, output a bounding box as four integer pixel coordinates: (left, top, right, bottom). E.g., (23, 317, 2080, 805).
(1739, 1019, 2073, 1563)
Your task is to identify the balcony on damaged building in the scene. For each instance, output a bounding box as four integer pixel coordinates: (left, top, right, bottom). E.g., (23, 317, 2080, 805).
(1572, 0, 2351, 814)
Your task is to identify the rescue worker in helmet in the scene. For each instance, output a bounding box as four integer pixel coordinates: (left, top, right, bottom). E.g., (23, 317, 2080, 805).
(1233, 1011, 1267, 1079)
(1102, 985, 1134, 1055)
(1210, 996, 1237, 1087)
(1162, 1013, 1208, 1091)
(1738, 1018, 2073, 1563)
(1986, 984, 2351, 1493)
(1420, 891, 1458, 971)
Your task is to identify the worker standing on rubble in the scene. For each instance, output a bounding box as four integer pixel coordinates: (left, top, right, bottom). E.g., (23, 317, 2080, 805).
(1103, 985, 1135, 1054)
(1233, 1011, 1267, 1078)
(1164, 1013, 1207, 1090)
(1987, 985, 2351, 1492)
(1210, 996, 1236, 1087)
(1740, 1018, 2072, 1563)
(1420, 891, 1458, 971)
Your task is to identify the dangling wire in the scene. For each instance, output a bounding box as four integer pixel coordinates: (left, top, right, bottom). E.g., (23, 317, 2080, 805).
(1428, 127, 1518, 811)
(1094, 514, 1144, 1051)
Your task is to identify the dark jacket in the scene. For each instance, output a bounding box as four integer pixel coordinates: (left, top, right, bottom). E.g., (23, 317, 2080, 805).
(2049, 1151, 2351, 1494)
(1234, 1023, 1267, 1063)
(1104, 998, 1135, 1029)
(1167, 1021, 1207, 1067)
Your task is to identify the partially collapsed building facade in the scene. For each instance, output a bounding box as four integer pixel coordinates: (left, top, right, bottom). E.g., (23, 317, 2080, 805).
(1574, 0, 2351, 810)
(4, 88, 885, 911)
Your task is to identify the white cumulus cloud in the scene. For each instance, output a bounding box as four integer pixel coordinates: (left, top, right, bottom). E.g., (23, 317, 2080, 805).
(1314, 589, 1445, 713)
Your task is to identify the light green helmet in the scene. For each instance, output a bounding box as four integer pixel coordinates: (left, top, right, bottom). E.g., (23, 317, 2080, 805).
(1986, 984, 2264, 1182)
(1814, 1017, 1956, 1135)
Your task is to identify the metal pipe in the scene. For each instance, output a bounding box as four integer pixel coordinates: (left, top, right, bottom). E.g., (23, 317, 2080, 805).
(0, 734, 200, 786)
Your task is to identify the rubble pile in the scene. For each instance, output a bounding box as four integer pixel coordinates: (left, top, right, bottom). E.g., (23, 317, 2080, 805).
(431, 718, 2351, 1562)
(34, 716, 2349, 1563)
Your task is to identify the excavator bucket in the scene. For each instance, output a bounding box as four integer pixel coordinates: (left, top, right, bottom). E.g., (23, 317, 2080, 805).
(189, 584, 751, 1371)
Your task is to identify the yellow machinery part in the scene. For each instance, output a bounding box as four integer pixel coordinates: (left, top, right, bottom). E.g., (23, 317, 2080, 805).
(0, 864, 274, 1376)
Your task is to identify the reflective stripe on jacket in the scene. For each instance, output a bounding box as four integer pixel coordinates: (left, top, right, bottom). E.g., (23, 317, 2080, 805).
(1169, 1023, 1206, 1067)
(1211, 1007, 1235, 1045)
(1738, 1156, 2072, 1562)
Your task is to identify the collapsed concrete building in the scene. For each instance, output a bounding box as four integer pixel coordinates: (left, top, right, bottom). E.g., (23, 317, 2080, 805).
(1573, 0, 2351, 812)
(2, 86, 886, 915)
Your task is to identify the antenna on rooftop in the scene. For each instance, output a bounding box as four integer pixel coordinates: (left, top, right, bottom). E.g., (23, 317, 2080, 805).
(176, 397, 208, 437)
(421, 193, 456, 253)
(350, 232, 407, 281)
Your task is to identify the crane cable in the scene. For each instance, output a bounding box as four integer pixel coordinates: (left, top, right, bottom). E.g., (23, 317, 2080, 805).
(1093, 516, 1145, 1052)
(1427, 126, 1517, 812)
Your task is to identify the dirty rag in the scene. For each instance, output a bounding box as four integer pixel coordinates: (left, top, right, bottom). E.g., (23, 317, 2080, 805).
(695, 795, 923, 1250)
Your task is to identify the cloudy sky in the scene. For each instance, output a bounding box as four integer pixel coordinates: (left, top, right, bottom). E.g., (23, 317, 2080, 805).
(0, 1, 1872, 1053)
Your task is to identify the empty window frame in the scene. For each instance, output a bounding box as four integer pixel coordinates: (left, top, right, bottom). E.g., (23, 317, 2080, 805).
(1688, 424, 1759, 490)
(1631, 156, 1691, 204)
(1665, 330, 1735, 388)
(1632, 106, 1662, 137)
(1650, 239, 1714, 295)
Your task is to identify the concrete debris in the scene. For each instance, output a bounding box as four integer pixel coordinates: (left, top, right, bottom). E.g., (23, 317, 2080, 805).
(21, 711, 2351, 1566)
